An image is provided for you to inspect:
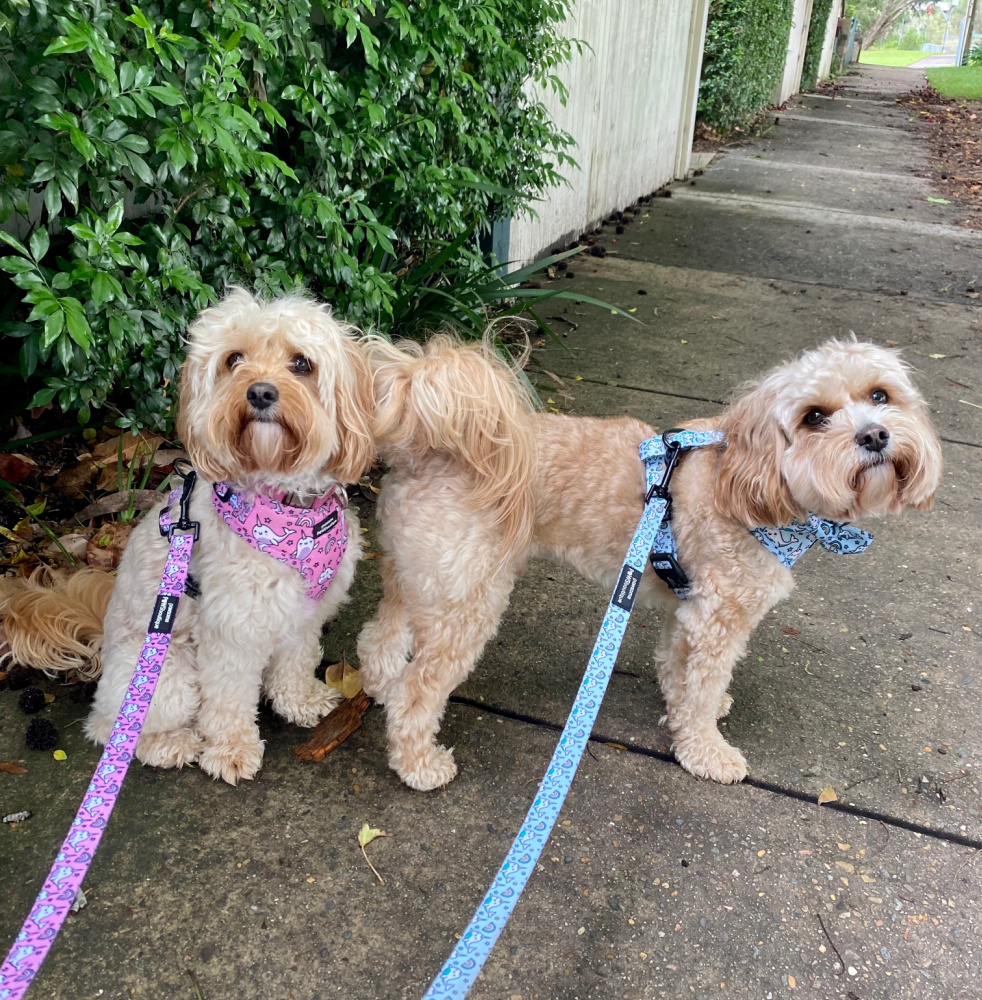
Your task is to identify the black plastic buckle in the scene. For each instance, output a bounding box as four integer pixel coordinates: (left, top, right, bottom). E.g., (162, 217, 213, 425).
(644, 428, 686, 504)
(161, 460, 199, 540)
(649, 551, 690, 594)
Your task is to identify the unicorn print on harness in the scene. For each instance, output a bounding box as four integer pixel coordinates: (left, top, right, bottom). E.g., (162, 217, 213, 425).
(210, 482, 348, 603)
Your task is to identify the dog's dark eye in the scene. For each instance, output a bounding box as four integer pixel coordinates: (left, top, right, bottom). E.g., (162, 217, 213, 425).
(225, 352, 243, 370)
(803, 408, 827, 427)
(871, 388, 889, 404)
(291, 355, 313, 376)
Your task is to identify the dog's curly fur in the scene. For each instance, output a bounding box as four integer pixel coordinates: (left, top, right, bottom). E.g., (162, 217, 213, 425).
(6, 290, 373, 784)
(358, 337, 942, 790)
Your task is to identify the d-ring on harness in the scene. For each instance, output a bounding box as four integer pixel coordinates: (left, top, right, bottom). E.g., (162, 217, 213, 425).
(420, 428, 725, 1000)
(0, 465, 200, 999)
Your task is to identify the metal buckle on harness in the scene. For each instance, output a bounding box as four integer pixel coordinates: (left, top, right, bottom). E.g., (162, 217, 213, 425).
(160, 459, 200, 540)
(644, 428, 686, 504)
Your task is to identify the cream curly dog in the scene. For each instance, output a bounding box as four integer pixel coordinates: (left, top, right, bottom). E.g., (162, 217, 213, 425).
(6, 291, 373, 784)
(358, 337, 942, 790)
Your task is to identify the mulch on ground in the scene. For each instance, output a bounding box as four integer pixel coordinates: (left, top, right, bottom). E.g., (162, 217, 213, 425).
(898, 86, 982, 228)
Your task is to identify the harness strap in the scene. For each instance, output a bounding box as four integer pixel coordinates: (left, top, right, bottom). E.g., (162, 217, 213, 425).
(420, 429, 724, 1000)
(0, 473, 199, 999)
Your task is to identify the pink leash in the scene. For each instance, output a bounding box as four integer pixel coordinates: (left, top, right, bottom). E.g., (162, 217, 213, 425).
(0, 469, 199, 999)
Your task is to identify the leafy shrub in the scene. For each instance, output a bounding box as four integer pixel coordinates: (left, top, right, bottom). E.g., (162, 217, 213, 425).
(800, 0, 835, 91)
(0, 0, 575, 430)
(968, 43, 982, 66)
(697, 0, 795, 132)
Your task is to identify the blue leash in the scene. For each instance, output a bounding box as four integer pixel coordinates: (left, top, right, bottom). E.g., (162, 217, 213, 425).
(421, 428, 725, 1000)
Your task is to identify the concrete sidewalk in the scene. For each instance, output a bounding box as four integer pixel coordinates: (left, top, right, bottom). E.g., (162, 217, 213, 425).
(2, 64, 981, 1000)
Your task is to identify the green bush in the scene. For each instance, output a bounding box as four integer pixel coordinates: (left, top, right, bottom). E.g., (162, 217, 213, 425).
(0, 0, 574, 430)
(800, 0, 835, 91)
(697, 0, 794, 132)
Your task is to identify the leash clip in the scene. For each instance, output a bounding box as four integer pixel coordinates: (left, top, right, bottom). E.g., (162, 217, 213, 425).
(160, 460, 200, 540)
(644, 428, 685, 505)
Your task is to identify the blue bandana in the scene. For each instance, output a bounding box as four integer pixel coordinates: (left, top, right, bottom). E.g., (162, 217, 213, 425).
(653, 512, 873, 600)
(749, 514, 873, 569)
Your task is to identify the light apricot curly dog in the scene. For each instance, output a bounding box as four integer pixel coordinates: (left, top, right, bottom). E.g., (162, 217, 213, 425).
(358, 337, 942, 790)
(6, 290, 373, 784)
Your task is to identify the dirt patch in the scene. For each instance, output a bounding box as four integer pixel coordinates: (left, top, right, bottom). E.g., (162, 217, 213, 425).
(897, 86, 982, 228)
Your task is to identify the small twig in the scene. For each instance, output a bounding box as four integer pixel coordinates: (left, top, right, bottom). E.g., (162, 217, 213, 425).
(361, 840, 385, 885)
(951, 847, 982, 880)
(186, 968, 205, 1000)
(169, 180, 212, 224)
(868, 819, 891, 858)
(927, 627, 951, 635)
(816, 913, 845, 975)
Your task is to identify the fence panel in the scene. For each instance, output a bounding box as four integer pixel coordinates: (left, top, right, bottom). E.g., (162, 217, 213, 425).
(507, 0, 702, 265)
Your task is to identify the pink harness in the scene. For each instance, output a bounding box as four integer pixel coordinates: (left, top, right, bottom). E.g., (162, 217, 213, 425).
(212, 482, 348, 602)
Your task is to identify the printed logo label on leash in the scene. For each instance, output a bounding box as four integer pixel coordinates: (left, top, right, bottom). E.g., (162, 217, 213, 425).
(0, 469, 200, 1000)
(419, 429, 725, 1000)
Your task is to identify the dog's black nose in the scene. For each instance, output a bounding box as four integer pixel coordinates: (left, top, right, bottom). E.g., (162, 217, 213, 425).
(246, 382, 279, 412)
(855, 423, 890, 453)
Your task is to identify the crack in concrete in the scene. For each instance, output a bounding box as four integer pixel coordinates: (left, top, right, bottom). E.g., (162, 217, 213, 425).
(449, 696, 982, 851)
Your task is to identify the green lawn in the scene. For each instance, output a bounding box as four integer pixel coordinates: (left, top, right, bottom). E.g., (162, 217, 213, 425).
(927, 65, 982, 99)
(859, 49, 927, 67)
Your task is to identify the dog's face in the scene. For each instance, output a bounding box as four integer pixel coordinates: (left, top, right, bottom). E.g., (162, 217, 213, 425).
(177, 289, 374, 489)
(717, 340, 942, 526)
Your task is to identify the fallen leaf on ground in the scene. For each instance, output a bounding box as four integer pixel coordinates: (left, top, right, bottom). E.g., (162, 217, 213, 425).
(0, 762, 28, 775)
(358, 821, 390, 884)
(91, 431, 164, 463)
(926, 196, 951, 204)
(294, 690, 371, 762)
(324, 654, 362, 700)
(0, 454, 35, 484)
(86, 521, 133, 570)
(71, 491, 160, 524)
(52, 750, 67, 761)
(817, 786, 837, 806)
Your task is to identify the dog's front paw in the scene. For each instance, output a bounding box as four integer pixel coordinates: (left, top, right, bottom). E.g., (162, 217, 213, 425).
(716, 692, 734, 720)
(674, 732, 747, 784)
(274, 681, 343, 728)
(394, 744, 457, 792)
(138, 728, 203, 769)
(198, 733, 265, 785)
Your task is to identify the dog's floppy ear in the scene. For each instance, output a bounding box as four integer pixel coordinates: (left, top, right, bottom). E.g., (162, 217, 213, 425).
(325, 335, 376, 484)
(898, 410, 943, 511)
(715, 386, 802, 528)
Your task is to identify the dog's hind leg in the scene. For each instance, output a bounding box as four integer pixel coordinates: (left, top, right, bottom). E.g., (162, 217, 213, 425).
(358, 557, 413, 705)
(265, 627, 342, 728)
(383, 573, 516, 792)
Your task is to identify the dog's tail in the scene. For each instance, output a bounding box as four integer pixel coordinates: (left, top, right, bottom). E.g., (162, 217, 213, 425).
(365, 333, 536, 547)
(1, 568, 114, 680)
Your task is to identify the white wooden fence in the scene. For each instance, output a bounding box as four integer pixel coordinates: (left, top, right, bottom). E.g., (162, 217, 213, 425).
(774, 0, 815, 105)
(502, 0, 710, 266)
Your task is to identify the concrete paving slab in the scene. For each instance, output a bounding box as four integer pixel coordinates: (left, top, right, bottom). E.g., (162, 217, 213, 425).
(604, 195, 982, 306)
(695, 155, 944, 226)
(2, 703, 980, 1000)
